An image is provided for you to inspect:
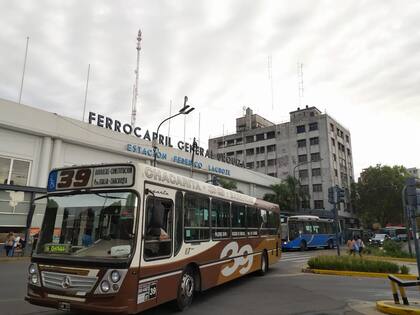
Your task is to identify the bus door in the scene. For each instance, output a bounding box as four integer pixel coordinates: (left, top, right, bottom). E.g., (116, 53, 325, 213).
(139, 184, 181, 306)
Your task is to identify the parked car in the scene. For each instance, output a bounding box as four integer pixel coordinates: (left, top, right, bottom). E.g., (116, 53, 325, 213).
(369, 233, 390, 246)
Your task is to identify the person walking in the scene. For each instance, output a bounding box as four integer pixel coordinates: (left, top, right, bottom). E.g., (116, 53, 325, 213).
(347, 238, 355, 255)
(352, 236, 359, 256)
(356, 236, 365, 256)
(5, 232, 15, 257)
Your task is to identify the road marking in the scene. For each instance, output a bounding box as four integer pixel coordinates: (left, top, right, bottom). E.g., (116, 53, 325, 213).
(267, 273, 307, 278)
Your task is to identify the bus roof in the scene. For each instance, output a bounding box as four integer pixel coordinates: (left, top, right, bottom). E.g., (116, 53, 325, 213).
(287, 215, 332, 222)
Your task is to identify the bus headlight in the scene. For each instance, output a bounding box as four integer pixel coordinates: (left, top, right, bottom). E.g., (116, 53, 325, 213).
(94, 269, 127, 295)
(29, 263, 37, 275)
(110, 270, 121, 283)
(100, 280, 110, 293)
(31, 274, 39, 285)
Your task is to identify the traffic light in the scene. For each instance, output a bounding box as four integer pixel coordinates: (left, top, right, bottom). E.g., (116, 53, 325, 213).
(336, 186, 346, 203)
(328, 187, 336, 204)
(406, 178, 420, 215)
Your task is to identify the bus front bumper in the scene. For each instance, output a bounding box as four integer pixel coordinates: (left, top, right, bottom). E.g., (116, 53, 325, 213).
(25, 295, 129, 314)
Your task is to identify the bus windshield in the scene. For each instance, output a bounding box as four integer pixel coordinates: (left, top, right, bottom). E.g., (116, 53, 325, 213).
(35, 191, 137, 260)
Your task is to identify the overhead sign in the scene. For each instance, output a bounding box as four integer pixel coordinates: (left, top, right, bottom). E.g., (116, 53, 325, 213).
(47, 165, 135, 192)
(88, 111, 244, 168)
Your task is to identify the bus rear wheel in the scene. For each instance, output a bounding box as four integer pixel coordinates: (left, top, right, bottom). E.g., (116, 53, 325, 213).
(175, 268, 195, 311)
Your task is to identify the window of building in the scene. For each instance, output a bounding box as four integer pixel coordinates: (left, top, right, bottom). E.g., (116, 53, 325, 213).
(345, 135, 349, 143)
(267, 144, 276, 152)
(0, 156, 31, 186)
(226, 139, 234, 146)
(301, 185, 309, 194)
(314, 200, 324, 209)
(296, 125, 306, 133)
(256, 133, 265, 141)
(301, 200, 310, 209)
(347, 148, 351, 156)
(267, 159, 276, 166)
(298, 169, 308, 178)
(259, 160, 265, 168)
(331, 138, 335, 146)
(266, 131, 275, 139)
(226, 151, 234, 157)
(298, 154, 307, 163)
(236, 137, 243, 144)
(211, 199, 230, 239)
(312, 168, 321, 176)
(313, 184, 322, 192)
(246, 148, 254, 156)
(330, 123, 334, 132)
(236, 150, 243, 155)
(246, 135, 254, 143)
(334, 169, 338, 176)
(310, 137, 319, 145)
(268, 173, 277, 177)
(333, 153, 337, 161)
(311, 152, 321, 162)
(297, 139, 306, 148)
(217, 141, 223, 148)
(256, 146, 265, 154)
(246, 162, 254, 169)
(309, 122, 318, 131)
(184, 193, 210, 241)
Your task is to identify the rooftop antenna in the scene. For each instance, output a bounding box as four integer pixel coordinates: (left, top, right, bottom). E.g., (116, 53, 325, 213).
(268, 55, 274, 110)
(297, 62, 304, 107)
(82, 64, 91, 122)
(131, 29, 142, 129)
(18, 36, 30, 104)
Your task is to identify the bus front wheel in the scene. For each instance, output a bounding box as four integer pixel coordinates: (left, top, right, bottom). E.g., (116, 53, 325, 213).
(175, 268, 195, 311)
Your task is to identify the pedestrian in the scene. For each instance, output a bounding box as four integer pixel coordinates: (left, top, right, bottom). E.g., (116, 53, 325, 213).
(347, 238, 355, 255)
(5, 232, 15, 257)
(356, 236, 364, 257)
(352, 236, 359, 256)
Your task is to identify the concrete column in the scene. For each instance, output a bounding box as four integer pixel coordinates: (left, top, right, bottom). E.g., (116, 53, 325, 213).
(51, 138, 63, 169)
(37, 136, 52, 187)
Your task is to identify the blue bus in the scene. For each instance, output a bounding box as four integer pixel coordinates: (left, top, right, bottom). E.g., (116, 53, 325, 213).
(281, 215, 337, 251)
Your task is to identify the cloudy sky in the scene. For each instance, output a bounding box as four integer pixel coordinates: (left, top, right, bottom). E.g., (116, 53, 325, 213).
(1, 0, 419, 178)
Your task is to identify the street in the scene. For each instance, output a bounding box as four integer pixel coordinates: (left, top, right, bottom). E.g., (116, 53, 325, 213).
(2, 249, 415, 315)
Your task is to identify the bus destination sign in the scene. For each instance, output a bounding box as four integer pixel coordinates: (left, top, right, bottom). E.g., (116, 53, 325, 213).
(47, 165, 134, 192)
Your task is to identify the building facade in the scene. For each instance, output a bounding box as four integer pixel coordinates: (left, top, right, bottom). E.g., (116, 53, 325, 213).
(209, 107, 357, 226)
(407, 167, 419, 178)
(0, 99, 279, 234)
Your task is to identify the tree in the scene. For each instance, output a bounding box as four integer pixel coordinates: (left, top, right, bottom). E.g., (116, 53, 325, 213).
(355, 164, 410, 228)
(263, 176, 309, 211)
(218, 178, 238, 191)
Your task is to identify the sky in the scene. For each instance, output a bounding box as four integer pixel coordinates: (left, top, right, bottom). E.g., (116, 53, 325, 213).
(0, 0, 419, 179)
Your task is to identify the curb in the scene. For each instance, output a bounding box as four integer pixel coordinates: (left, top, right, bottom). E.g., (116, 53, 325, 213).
(376, 300, 420, 315)
(303, 268, 417, 280)
(0, 256, 30, 262)
(366, 256, 416, 263)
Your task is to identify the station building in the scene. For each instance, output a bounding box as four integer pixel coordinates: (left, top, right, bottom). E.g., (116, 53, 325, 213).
(0, 99, 278, 235)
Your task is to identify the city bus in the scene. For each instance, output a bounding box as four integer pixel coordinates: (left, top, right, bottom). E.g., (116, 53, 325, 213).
(281, 215, 336, 251)
(26, 163, 281, 314)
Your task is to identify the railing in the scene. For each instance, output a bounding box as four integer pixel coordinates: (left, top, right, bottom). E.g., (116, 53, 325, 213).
(388, 274, 420, 305)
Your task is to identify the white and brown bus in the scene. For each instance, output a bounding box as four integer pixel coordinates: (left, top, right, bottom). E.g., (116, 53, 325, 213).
(26, 163, 281, 314)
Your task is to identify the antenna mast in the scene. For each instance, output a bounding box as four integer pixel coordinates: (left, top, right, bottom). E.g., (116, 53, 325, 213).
(131, 29, 142, 129)
(297, 62, 304, 107)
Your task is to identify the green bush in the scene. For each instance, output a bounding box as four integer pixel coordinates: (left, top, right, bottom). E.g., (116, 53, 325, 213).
(365, 240, 412, 259)
(307, 255, 405, 274)
(400, 265, 410, 274)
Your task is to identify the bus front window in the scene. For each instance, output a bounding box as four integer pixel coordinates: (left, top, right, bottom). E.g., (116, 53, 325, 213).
(36, 191, 137, 260)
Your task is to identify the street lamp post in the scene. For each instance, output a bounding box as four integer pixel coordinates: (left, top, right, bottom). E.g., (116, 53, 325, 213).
(153, 96, 195, 167)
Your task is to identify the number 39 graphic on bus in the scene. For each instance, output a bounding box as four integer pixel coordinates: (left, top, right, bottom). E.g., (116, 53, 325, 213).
(220, 242, 253, 277)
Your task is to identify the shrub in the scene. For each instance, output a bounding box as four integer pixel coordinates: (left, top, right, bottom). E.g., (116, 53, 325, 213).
(400, 265, 410, 274)
(365, 240, 412, 259)
(307, 255, 404, 274)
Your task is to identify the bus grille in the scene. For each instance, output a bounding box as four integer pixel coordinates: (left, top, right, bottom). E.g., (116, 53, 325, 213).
(41, 271, 97, 293)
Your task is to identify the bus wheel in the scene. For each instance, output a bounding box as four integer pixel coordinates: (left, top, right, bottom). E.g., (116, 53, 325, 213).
(326, 240, 334, 249)
(175, 268, 195, 311)
(299, 241, 307, 251)
(257, 251, 268, 276)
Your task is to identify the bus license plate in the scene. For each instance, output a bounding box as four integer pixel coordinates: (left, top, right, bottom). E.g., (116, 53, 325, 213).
(58, 302, 71, 312)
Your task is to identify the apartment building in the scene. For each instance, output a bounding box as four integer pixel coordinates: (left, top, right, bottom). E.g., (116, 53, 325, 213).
(209, 106, 357, 226)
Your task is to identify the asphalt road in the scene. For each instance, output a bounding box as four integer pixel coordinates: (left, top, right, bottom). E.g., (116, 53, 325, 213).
(0, 249, 410, 315)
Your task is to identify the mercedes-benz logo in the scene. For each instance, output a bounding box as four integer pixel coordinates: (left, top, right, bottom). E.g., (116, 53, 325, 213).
(62, 276, 72, 289)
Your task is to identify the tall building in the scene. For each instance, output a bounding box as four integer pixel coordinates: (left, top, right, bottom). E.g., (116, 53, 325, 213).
(209, 106, 357, 227)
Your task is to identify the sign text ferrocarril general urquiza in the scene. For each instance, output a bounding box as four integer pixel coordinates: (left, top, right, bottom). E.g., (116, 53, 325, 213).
(88, 112, 244, 167)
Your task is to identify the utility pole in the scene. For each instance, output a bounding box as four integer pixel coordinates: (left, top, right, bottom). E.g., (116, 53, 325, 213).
(131, 29, 142, 129)
(405, 178, 420, 276)
(328, 185, 344, 256)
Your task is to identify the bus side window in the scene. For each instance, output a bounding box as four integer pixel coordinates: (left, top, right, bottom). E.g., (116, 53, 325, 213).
(144, 197, 173, 260)
(211, 198, 230, 239)
(174, 191, 183, 256)
(304, 222, 312, 234)
(184, 193, 210, 242)
(259, 209, 269, 235)
(312, 223, 320, 234)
